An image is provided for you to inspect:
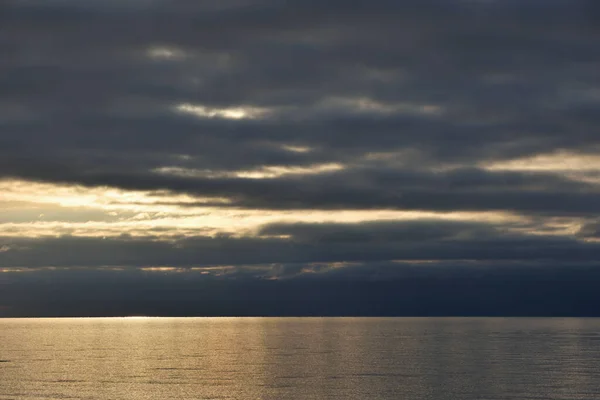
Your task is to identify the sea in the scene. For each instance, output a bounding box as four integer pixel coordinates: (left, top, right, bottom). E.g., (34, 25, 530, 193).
(1, 317, 599, 399)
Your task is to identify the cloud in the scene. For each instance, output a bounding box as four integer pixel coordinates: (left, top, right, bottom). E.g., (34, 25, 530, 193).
(1, 0, 599, 315)
(1, 0, 599, 224)
(578, 220, 600, 239)
(2, 0, 599, 179)
(1, 217, 598, 269)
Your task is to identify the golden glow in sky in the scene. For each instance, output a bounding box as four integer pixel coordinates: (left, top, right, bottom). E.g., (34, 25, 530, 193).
(0, 174, 587, 242)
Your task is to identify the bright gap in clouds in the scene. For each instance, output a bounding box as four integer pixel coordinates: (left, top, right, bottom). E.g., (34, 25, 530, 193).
(484, 151, 600, 172)
(483, 151, 600, 184)
(172, 97, 444, 122)
(152, 163, 344, 179)
(146, 46, 187, 61)
(0, 179, 530, 239)
(174, 103, 271, 120)
(320, 97, 445, 117)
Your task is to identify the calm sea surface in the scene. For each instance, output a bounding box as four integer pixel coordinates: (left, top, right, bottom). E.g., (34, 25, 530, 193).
(1, 318, 600, 399)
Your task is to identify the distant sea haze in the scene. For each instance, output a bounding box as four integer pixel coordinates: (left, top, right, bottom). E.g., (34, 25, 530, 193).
(2, 318, 600, 400)
(2, 265, 600, 317)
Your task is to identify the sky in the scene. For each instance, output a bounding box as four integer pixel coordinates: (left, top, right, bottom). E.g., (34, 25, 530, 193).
(1, 0, 600, 316)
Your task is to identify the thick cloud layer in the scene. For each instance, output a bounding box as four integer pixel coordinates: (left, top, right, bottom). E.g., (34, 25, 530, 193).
(2, 1, 599, 187)
(2, 219, 599, 268)
(1, 0, 599, 315)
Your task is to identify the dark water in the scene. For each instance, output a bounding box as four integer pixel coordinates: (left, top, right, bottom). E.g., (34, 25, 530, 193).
(1, 318, 600, 399)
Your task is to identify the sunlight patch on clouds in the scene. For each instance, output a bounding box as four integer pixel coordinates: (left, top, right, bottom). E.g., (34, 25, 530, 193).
(0, 268, 32, 273)
(483, 151, 600, 184)
(138, 266, 237, 274)
(510, 217, 585, 238)
(153, 163, 344, 179)
(140, 267, 182, 272)
(484, 151, 600, 172)
(235, 163, 344, 179)
(146, 45, 187, 61)
(280, 144, 313, 153)
(174, 97, 443, 122)
(174, 103, 271, 120)
(1, 179, 541, 240)
(322, 97, 444, 117)
(0, 220, 229, 239)
(0, 180, 229, 212)
(0, 210, 527, 240)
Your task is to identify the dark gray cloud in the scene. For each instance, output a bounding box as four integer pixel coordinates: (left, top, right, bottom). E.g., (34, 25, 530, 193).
(2, 0, 600, 315)
(1, 218, 598, 268)
(578, 220, 600, 238)
(2, 0, 599, 184)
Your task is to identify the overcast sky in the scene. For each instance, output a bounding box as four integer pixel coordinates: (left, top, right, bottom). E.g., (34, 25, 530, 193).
(1, 0, 599, 316)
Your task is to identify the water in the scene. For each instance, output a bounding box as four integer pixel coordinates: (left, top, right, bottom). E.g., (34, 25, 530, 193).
(1, 318, 600, 400)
